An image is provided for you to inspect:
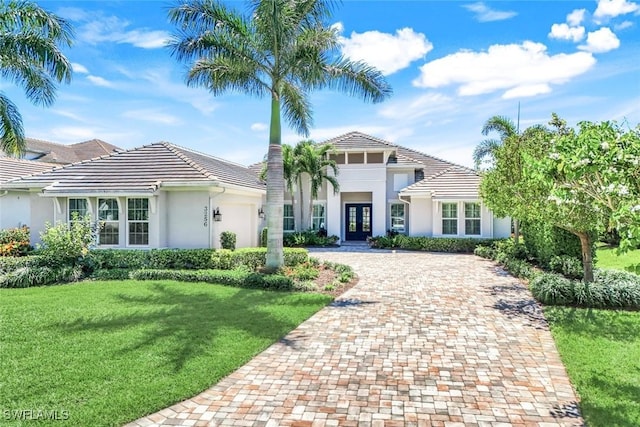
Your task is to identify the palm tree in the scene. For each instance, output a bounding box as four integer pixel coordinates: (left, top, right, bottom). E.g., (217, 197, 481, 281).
(295, 141, 339, 230)
(168, 0, 391, 268)
(473, 116, 518, 169)
(0, 0, 73, 155)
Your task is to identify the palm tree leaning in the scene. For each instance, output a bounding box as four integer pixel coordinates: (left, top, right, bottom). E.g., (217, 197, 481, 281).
(168, 0, 391, 269)
(0, 0, 73, 155)
(295, 141, 339, 230)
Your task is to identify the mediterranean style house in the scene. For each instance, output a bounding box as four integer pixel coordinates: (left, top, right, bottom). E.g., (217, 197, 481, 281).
(285, 132, 511, 242)
(0, 132, 510, 249)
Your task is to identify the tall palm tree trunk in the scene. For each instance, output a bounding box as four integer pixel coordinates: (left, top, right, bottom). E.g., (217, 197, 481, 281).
(266, 96, 284, 269)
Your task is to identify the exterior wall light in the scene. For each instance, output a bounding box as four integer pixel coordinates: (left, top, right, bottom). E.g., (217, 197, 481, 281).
(213, 207, 222, 222)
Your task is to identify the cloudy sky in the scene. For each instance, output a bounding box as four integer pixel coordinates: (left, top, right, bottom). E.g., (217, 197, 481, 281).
(5, 0, 640, 167)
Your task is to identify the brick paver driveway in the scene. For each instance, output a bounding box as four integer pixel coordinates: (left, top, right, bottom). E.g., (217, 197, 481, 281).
(127, 248, 582, 427)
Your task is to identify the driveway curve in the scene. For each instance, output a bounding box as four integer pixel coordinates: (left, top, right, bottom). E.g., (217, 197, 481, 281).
(127, 248, 582, 427)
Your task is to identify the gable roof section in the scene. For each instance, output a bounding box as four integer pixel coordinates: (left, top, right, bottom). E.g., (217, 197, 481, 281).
(0, 157, 57, 183)
(1, 142, 265, 194)
(322, 131, 397, 151)
(20, 138, 121, 164)
(400, 166, 481, 199)
(321, 131, 460, 178)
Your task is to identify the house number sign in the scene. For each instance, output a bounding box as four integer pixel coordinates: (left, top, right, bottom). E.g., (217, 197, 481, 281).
(203, 206, 208, 227)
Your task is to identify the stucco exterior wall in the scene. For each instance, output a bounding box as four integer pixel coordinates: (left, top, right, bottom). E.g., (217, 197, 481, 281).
(493, 216, 512, 238)
(0, 191, 31, 230)
(30, 195, 55, 246)
(408, 197, 432, 236)
(165, 191, 210, 248)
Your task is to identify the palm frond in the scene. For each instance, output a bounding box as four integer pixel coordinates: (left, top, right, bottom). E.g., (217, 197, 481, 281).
(472, 138, 501, 169)
(481, 115, 517, 138)
(280, 80, 312, 136)
(0, 92, 25, 156)
(322, 57, 392, 103)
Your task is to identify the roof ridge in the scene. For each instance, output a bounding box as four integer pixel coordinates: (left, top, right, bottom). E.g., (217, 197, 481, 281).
(25, 137, 70, 148)
(167, 142, 255, 170)
(0, 156, 58, 167)
(160, 142, 220, 181)
(322, 131, 398, 149)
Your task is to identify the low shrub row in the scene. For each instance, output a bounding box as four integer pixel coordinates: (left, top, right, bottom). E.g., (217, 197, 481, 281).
(368, 235, 499, 253)
(0, 265, 83, 288)
(87, 247, 309, 271)
(284, 230, 339, 247)
(130, 269, 294, 291)
(530, 270, 640, 309)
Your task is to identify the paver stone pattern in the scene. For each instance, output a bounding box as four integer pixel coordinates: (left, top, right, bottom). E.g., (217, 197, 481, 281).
(126, 248, 582, 427)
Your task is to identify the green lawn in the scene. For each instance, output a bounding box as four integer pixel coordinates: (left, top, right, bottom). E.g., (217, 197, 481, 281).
(546, 307, 640, 427)
(0, 280, 331, 426)
(596, 246, 640, 273)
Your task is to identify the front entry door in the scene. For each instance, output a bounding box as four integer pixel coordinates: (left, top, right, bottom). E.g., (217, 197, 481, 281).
(345, 203, 372, 241)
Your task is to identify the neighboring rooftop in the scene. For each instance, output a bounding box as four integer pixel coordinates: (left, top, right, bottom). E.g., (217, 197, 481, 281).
(0, 157, 58, 183)
(1, 142, 266, 194)
(6, 138, 122, 164)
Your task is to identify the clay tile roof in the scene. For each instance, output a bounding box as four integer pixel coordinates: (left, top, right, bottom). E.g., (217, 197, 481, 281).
(0, 157, 58, 183)
(1, 142, 265, 194)
(400, 166, 481, 199)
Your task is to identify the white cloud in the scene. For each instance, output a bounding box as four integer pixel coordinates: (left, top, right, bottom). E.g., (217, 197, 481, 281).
(122, 109, 182, 126)
(413, 41, 596, 99)
(463, 2, 517, 22)
(71, 63, 89, 74)
(86, 75, 114, 87)
(549, 23, 586, 42)
(615, 20, 634, 30)
(567, 9, 587, 26)
(594, 0, 639, 20)
(378, 93, 456, 120)
(139, 69, 219, 115)
(68, 11, 170, 49)
(579, 27, 621, 53)
(250, 123, 267, 132)
(337, 26, 433, 75)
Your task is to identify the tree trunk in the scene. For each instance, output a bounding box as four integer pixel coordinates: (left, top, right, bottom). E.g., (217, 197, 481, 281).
(513, 219, 520, 244)
(297, 176, 303, 232)
(265, 97, 284, 269)
(577, 231, 594, 283)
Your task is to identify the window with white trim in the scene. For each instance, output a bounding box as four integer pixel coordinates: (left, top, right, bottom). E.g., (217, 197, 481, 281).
(98, 198, 119, 245)
(127, 198, 149, 245)
(312, 204, 325, 230)
(390, 203, 405, 233)
(442, 203, 458, 235)
(68, 198, 88, 222)
(465, 202, 481, 235)
(283, 204, 295, 232)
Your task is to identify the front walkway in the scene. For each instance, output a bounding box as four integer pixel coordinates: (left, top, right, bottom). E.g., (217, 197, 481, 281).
(127, 248, 582, 426)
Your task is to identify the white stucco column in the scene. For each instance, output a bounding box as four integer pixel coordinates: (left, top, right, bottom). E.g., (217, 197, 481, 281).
(326, 189, 341, 241)
(372, 188, 386, 237)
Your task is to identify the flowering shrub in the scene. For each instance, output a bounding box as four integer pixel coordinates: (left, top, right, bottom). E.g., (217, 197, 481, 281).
(0, 226, 32, 257)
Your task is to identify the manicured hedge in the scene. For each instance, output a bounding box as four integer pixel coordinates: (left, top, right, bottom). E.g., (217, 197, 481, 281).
(368, 235, 498, 253)
(129, 269, 294, 291)
(521, 220, 590, 267)
(88, 247, 309, 271)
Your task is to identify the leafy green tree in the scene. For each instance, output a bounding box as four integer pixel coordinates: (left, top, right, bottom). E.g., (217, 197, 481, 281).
(528, 117, 640, 281)
(168, 0, 391, 268)
(475, 115, 547, 241)
(0, 0, 73, 155)
(295, 140, 339, 230)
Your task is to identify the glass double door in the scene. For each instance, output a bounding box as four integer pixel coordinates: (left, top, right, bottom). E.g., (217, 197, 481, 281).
(345, 203, 372, 241)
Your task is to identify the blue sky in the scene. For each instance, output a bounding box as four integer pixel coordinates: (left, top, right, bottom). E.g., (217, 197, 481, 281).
(6, 0, 640, 167)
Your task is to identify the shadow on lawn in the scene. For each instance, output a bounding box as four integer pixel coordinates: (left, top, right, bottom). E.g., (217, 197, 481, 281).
(579, 371, 640, 427)
(545, 307, 640, 342)
(54, 282, 328, 372)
